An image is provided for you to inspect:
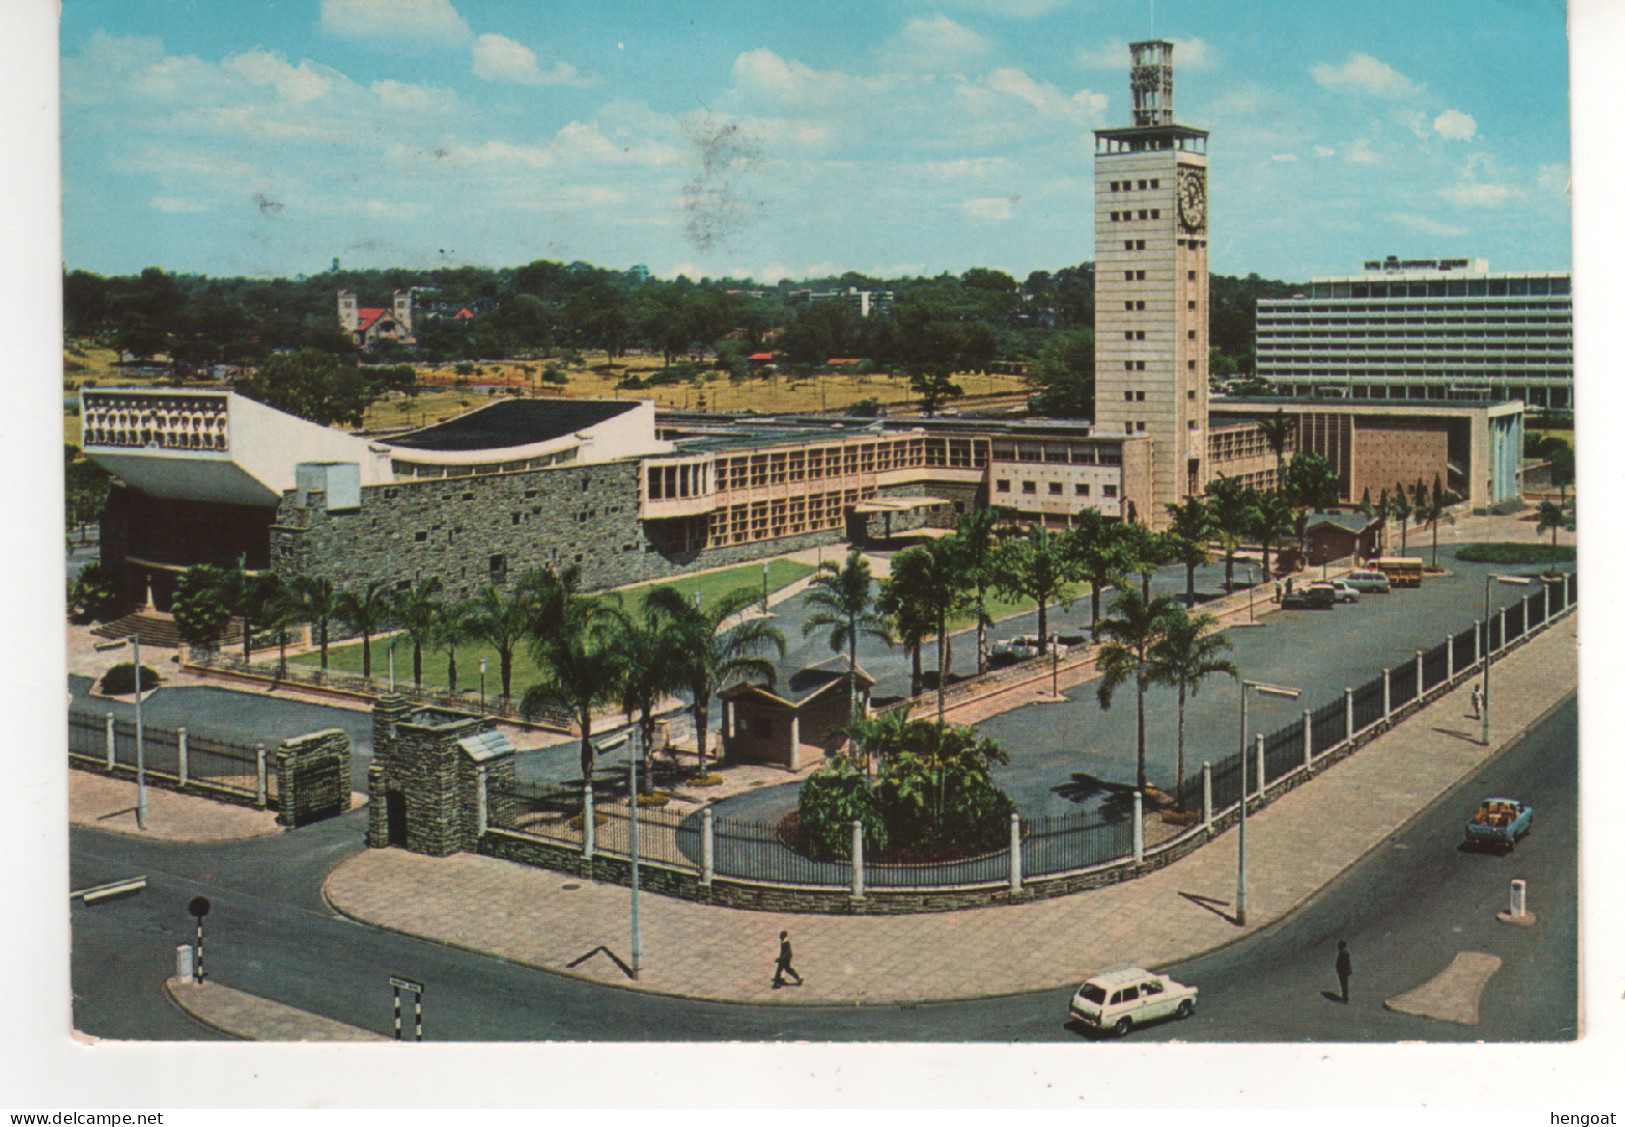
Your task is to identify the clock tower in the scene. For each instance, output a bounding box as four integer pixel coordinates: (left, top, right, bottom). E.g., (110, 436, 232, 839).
(1093, 40, 1210, 527)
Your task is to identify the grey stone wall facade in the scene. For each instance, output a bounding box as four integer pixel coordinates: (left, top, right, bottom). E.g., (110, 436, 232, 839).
(274, 728, 351, 828)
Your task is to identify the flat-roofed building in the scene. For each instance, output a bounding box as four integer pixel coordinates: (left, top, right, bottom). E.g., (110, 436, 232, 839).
(1254, 258, 1572, 410)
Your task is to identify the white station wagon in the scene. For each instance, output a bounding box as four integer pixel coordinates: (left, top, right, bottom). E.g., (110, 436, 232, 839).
(1069, 966, 1198, 1036)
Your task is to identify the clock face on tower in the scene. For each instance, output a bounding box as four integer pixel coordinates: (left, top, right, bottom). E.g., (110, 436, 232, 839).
(1177, 167, 1207, 233)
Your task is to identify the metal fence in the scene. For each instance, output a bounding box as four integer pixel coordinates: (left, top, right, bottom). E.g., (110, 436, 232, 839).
(1421, 641, 1449, 694)
(68, 708, 275, 802)
(1263, 720, 1305, 782)
(1351, 674, 1384, 732)
(1310, 698, 1344, 756)
(1023, 809, 1133, 878)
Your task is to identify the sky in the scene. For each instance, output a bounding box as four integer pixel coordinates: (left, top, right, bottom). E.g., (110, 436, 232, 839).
(59, 0, 1573, 284)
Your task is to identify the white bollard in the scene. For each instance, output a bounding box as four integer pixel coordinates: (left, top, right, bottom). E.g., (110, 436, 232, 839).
(476, 766, 488, 836)
(1510, 878, 1527, 918)
(255, 743, 267, 807)
(1202, 761, 1213, 831)
(1344, 687, 1354, 742)
(850, 819, 865, 900)
(1382, 667, 1392, 719)
(582, 778, 595, 860)
(701, 808, 715, 886)
(177, 727, 189, 787)
(175, 943, 194, 981)
(1256, 734, 1267, 800)
(1302, 710, 1313, 764)
(106, 713, 117, 770)
(1132, 790, 1144, 864)
(1009, 812, 1023, 892)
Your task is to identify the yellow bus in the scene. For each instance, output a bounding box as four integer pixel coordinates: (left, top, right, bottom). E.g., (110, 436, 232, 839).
(1375, 557, 1424, 588)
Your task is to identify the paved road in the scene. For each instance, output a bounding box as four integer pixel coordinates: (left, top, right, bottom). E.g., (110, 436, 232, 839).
(69, 694, 1575, 1042)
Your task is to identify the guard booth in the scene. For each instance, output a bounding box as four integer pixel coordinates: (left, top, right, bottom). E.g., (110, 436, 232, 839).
(718, 661, 875, 771)
(367, 694, 517, 856)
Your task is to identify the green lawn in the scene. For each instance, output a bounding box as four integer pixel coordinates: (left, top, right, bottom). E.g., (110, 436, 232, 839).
(290, 558, 816, 698)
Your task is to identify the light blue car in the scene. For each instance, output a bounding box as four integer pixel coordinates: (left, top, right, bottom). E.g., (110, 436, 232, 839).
(1464, 797, 1533, 851)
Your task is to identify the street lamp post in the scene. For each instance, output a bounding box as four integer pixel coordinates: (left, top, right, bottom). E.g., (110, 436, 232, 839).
(131, 633, 148, 831)
(1237, 677, 1301, 926)
(595, 730, 636, 976)
(1481, 573, 1533, 745)
(479, 657, 487, 716)
(762, 560, 770, 612)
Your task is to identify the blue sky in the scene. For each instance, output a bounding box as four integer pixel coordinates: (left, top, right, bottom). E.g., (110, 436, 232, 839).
(60, 0, 1572, 283)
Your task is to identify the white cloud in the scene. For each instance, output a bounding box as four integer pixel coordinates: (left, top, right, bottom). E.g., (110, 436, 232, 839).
(730, 49, 889, 110)
(371, 79, 460, 114)
(1270, 153, 1299, 163)
(1391, 213, 1468, 237)
(317, 0, 472, 52)
(223, 50, 335, 103)
(892, 15, 990, 64)
(759, 264, 795, 284)
(925, 156, 1016, 180)
(1314, 145, 1337, 158)
(984, 68, 1106, 123)
(1438, 182, 1522, 207)
(470, 33, 591, 87)
(1433, 109, 1477, 141)
(962, 196, 1015, 221)
(1347, 138, 1380, 165)
(1311, 52, 1420, 99)
(149, 197, 210, 214)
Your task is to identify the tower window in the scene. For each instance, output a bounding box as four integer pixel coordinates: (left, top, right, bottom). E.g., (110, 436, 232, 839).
(1188, 360, 1197, 369)
(1124, 271, 1135, 281)
(1137, 391, 1146, 401)
(1139, 210, 1148, 220)
(1188, 330, 1197, 339)
(1076, 483, 1091, 496)
(1137, 271, 1147, 280)
(1124, 241, 1134, 251)
(1136, 422, 1147, 432)
(1123, 391, 1134, 401)
(1111, 211, 1120, 221)
(1137, 179, 1147, 189)
(1022, 481, 1037, 494)
(995, 479, 1010, 493)
(1137, 331, 1146, 340)
(1049, 482, 1064, 495)
(1137, 361, 1146, 370)
(1188, 301, 1197, 310)
(1151, 210, 1161, 219)
(1188, 270, 1197, 280)
(1150, 179, 1159, 189)
(1124, 331, 1134, 341)
(1124, 362, 1135, 371)
(1136, 240, 1146, 250)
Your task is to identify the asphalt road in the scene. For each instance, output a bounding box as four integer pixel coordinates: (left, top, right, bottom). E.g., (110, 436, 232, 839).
(68, 694, 1576, 1043)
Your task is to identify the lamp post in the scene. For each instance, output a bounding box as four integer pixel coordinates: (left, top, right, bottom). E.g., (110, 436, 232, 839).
(131, 633, 148, 831)
(597, 730, 636, 977)
(1481, 573, 1533, 745)
(1237, 677, 1301, 926)
(762, 560, 771, 612)
(479, 657, 487, 716)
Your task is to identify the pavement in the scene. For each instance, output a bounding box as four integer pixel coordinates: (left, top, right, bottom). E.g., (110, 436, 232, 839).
(153, 608, 1575, 1038)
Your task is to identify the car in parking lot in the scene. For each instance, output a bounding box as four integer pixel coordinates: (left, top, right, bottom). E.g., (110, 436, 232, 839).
(1069, 966, 1198, 1036)
(1282, 583, 1337, 609)
(1344, 569, 1392, 594)
(1326, 580, 1360, 603)
(990, 633, 1067, 666)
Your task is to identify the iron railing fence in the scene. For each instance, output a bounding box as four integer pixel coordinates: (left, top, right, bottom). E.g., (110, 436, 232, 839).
(1310, 698, 1344, 756)
(1452, 627, 1477, 676)
(712, 817, 854, 886)
(1352, 675, 1385, 732)
(1263, 721, 1304, 783)
(1022, 808, 1133, 878)
(1390, 660, 1419, 709)
(1421, 641, 1450, 694)
(68, 708, 274, 799)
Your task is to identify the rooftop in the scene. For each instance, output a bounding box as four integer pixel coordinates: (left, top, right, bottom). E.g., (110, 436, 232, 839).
(385, 398, 636, 453)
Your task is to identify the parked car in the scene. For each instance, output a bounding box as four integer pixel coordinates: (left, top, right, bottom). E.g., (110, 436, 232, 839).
(991, 634, 1066, 663)
(1326, 580, 1360, 603)
(1069, 966, 1198, 1036)
(1284, 583, 1337, 609)
(1464, 797, 1532, 852)
(1344, 568, 1392, 594)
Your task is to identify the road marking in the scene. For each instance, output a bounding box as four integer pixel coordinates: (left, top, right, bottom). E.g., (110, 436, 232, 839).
(1384, 951, 1502, 1025)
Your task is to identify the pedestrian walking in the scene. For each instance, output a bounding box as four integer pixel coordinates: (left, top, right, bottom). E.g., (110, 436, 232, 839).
(772, 930, 802, 988)
(1471, 684, 1483, 719)
(1335, 940, 1352, 1003)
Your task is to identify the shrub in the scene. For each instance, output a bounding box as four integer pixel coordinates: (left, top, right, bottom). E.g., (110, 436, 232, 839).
(796, 755, 887, 860)
(636, 792, 671, 808)
(101, 662, 162, 695)
(70, 561, 124, 623)
(1455, 543, 1575, 565)
(689, 772, 724, 787)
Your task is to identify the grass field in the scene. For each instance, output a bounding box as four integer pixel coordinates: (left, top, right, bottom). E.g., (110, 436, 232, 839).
(289, 557, 816, 696)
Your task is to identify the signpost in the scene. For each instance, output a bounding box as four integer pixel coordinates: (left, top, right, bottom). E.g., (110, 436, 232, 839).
(188, 895, 210, 983)
(389, 974, 423, 1041)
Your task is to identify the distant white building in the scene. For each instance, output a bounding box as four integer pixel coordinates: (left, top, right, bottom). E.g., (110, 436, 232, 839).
(338, 289, 415, 349)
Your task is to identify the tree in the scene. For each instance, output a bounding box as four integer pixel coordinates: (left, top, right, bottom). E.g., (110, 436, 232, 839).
(521, 589, 625, 778)
(233, 349, 373, 427)
(1545, 439, 1575, 505)
(1365, 487, 1393, 554)
(1068, 509, 1130, 639)
(1095, 588, 1182, 795)
(292, 576, 339, 671)
(65, 451, 111, 546)
(1536, 500, 1570, 573)
(1255, 410, 1295, 489)
(434, 598, 475, 696)
(954, 507, 1004, 674)
(908, 367, 965, 415)
(1417, 475, 1449, 568)
(1205, 476, 1258, 593)
(1249, 491, 1297, 581)
(802, 551, 891, 725)
(1115, 523, 1175, 603)
(389, 577, 443, 689)
(608, 599, 684, 782)
(1391, 481, 1413, 552)
(875, 573, 931, 701)
(69, 561, 123, 623)
(172, 564, 234, 650)
(1027, 329, 1094, 417)
(232, 569, 284, 668)
(266, 582, 308, 680)
(992, 525, 1078, 657)
(335, 579, 392, 680)
(1283, 451, 1340, 511)
(464, 581, 534, 704)
(645, 585, 785, 775)
(1147, 609, 1237, 811)
(1164, 497, 1214, 605)
(886, 539, 973, 722)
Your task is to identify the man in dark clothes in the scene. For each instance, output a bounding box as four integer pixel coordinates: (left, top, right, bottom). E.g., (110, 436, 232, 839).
(1336, 940, 1352, 1003)
(773, 930, 802, 988)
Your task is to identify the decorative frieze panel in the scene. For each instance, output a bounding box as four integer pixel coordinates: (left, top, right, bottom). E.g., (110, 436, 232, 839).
(82, 393, 229, 452)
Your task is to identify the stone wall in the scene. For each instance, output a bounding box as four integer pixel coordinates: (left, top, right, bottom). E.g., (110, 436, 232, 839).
(275, 728, 351, 828)
(367, 694, 517, 855)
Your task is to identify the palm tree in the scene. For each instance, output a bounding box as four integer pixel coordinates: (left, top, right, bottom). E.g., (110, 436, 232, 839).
(1360, 488, 1391, 557)
(1391, 481, 1413, 552)
(1536, 500, 1569, 573)
(1418, 474, 1449, 568)
(434, 597, 474, 696)
(875, 572, 931, 700)
(1147, 608, 1237, 811)
(954, 507, 1004, 674)
(1164, 497, 1214, 605)
(292, 575, 339, 671)
(335, 578, 392, 681)
(1255, 409, 1294, 490)
(888, 539, 972, 721)
(233, 568, 284, 668)
(1069, 510, 1129, 639)
(521, 590, 624, 779)
(464, 581, 534, 705)
(266, 582, 307, 682)
(388, 576, 443, 690)
(802, 550, 891, 724)
(1095, 588, 1182, 795)
(1205, 476, 1259, 593)
(992, 524, 1078, 657)
(1249, 491, 1296, 581)
(645, 585, 786, 775)
(1115, 523, 1175, 603)
(608, 597, 685, 783)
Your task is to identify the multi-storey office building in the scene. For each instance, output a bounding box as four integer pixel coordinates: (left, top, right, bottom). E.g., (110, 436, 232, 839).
(1254, 259, 1573, 410)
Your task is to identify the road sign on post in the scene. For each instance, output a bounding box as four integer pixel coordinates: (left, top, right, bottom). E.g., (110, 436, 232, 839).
(390, 975, 424, 1041)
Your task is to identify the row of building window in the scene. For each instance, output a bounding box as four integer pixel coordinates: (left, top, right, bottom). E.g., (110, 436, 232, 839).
(995, 479, 1118, 498)
(1107, 179, 1161, 192)
(988, 444, 1122, 466)
(1302, 278, 1570, 299)
(1109, 210, 1162, 222)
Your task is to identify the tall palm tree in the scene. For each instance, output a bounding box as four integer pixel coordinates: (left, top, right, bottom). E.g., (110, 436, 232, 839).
(293, 575, 339, 671)
(875, 573, 931, 700)
(607, 597, 685, 783)
(1164, 497, 1214, 605)
(1536, 499, 1569, 574)
(521, 590, 624, 779)
(1147, 608, 1237, 811)
(266, 582, 307, 682)
(954, 506, 1004, 674)
(1256, 410, 1294, 490)
(388, 576, 443, 690)
(645, 585, 785, 775)
(1069, 509, 1129, 639)
(887, 538, 973, 722)
(802, 550, 891, 724)
(1249, 491, 1297, 581)
(434, 597, 473, 696)
(1417, 475, 1449, 568)
(1205, 476, 1259, 594)
(464, 581, 534, 705)
(992, 524, 1077, 656)
(1115, 523, 1175, 602)
(1391, 480, 1413, 553)
(1360, 488, 1391, 558)
(1095, 588, 1182, 795)
(335, 578, 392, 681)
(232, 568, 284, 668)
